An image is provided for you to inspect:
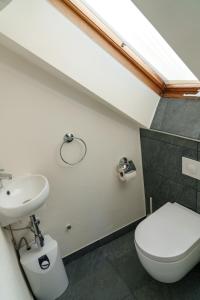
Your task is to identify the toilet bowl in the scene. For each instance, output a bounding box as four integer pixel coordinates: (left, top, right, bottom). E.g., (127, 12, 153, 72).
(135, 202, 200, 283)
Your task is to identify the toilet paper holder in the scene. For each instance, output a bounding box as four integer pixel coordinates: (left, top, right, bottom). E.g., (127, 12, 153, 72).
(118, 157, 136, 173)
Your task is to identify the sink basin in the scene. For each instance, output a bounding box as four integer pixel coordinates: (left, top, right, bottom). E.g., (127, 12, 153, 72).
(0, 175, 49, 226)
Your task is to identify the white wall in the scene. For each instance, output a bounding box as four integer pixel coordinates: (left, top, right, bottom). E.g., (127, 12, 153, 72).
(0, 0, 159, 127)
(0, 44, 146, 257)
(0, 228, 33, 300)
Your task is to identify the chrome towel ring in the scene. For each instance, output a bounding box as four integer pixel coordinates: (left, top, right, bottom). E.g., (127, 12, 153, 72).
(60, 133, 87, 166)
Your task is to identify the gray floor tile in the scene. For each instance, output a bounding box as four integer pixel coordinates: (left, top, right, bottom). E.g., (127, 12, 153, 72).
(134, 264, 200, 300)
(101, 232, 134, 261)
(122, 295, 135, 300)
(57, 231, 200, 300)
(65, 247, 104, 285)
(60, 259, 131, 300)
(134, 281, 171, 300)
(109, 249, 152, 294)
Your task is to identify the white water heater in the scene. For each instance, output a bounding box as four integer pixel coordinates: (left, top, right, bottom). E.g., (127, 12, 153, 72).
(19, 235, 69, 300)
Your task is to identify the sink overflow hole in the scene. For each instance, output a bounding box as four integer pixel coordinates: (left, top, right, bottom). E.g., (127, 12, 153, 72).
(6, 191, 10, 195)
(23, 199, 31, 204)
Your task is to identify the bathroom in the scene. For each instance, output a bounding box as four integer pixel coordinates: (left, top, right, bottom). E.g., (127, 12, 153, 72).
(0, 0, 200, 299)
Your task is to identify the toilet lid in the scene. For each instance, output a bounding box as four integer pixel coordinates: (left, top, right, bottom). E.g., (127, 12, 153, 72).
(135, 202, 200, 262)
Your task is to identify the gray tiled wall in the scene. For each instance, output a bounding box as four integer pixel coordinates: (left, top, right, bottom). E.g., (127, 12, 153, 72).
(151, 97, 200, 140)
(140, 128, 200, 214)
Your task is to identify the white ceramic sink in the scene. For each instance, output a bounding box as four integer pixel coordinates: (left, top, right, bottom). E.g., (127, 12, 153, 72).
(0, 175, 49, 226)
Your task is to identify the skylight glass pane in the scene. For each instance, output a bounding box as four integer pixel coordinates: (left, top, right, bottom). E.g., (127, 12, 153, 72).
(80, 0, 198, 81)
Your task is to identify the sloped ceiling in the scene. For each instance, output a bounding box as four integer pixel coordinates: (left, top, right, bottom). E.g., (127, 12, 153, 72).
(0, 0, 159, 128)
(132, 0, 200, 80)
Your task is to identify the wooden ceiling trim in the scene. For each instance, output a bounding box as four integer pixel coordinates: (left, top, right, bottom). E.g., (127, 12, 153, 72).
(163, 83, 200, 98)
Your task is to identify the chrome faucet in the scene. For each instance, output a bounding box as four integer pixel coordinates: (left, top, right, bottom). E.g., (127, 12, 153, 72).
(0, 169, 12, 189)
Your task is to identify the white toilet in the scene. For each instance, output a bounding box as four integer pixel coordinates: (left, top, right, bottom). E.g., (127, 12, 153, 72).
(135, 202, 200, 283)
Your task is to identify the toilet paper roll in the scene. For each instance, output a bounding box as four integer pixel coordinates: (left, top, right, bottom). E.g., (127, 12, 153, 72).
(117, 169, 136, 182)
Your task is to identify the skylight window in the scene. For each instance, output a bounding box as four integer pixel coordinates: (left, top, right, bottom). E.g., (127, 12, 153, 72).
(80, 0, 198, 82)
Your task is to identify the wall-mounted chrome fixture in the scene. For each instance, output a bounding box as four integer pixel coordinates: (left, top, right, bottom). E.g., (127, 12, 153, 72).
(30, 215, 44, 248)
(118, 157, 136, 173)
(117, 157, 136, 182)
(60, 133, 87, 166)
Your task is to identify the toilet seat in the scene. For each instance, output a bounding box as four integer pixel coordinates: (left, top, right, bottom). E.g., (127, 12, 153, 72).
(135, 202, 200, 263)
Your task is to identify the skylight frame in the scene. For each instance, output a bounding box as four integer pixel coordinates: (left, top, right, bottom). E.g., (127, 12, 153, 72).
(80, 0, 198, 83)
(51, 0, 200, 98)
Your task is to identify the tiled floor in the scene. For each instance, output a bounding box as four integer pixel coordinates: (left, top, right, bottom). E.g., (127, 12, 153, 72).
(58, 232, 200, 300)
